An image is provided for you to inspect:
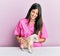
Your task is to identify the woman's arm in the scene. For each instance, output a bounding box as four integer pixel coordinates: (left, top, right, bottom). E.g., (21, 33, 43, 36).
(38, 23, 48, 43)
(16, 35, 23, 43)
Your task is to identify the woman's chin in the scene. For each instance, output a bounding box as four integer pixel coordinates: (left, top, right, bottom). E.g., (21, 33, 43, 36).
(31, 18, 35, 20)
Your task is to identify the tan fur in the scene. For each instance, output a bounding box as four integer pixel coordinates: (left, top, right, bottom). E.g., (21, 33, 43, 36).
(19, 34, 39, 53)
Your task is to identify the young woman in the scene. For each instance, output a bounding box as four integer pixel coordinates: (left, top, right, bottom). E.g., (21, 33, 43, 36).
(14, 3, 48, 47)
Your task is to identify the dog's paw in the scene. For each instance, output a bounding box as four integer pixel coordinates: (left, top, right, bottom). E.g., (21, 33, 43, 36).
(28, 49, 32, 53)
(20, 47, 24, 51)
(20, 45, 24, 51)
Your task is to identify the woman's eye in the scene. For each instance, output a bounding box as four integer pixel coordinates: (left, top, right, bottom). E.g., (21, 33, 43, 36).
(36, 12, 38, 15)
(31, 10, 38, 16)
(32, 11, 35, 13)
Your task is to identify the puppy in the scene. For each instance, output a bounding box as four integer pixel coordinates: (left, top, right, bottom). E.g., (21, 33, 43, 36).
(20, 34, 39, 53)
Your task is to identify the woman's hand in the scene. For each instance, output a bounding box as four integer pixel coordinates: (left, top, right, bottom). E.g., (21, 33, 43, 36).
(16, 36, 24, 43)
(39, 38, 46, 43)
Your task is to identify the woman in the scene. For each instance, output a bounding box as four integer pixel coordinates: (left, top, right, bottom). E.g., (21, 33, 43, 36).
(14, 3, 48, 47)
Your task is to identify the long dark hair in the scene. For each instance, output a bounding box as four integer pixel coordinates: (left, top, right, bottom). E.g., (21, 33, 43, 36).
(26, 3, 43, 34)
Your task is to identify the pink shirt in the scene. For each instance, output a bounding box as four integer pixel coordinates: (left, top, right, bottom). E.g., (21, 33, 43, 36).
(14, 18, 48, 47)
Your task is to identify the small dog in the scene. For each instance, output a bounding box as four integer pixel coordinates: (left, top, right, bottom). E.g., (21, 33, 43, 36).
(19, 34, 39, 53)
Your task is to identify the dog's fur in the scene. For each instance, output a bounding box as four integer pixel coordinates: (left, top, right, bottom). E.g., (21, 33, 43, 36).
(19, 34, 39, 53)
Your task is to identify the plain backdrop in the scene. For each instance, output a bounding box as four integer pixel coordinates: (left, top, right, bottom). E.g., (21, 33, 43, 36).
(0, 0, 60, 47)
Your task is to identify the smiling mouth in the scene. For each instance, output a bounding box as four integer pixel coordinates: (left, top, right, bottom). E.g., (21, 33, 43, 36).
(32, 16, 36, 18)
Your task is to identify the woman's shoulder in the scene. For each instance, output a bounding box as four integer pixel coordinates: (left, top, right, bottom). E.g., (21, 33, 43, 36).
(19, 18, 28, 23)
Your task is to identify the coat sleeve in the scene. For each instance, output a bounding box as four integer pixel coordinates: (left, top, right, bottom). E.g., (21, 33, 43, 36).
(14, 21, 21, 36)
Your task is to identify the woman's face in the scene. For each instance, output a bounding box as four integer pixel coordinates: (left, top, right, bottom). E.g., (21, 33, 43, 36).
(30, 9, 38, 20)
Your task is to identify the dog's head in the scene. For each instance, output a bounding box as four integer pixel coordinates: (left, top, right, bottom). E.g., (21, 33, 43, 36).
(29, 34, 39, 42)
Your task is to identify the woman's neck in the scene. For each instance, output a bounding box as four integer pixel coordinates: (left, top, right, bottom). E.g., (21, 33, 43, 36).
(30, 19, 35, 22)
(29, 19, 35, 25)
